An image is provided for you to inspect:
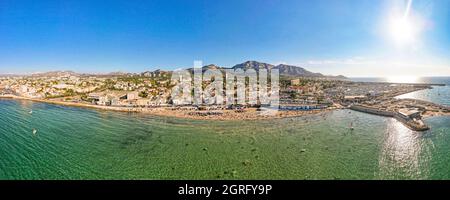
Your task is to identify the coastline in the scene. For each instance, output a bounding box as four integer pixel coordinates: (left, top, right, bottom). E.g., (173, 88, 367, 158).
(2, 85, 448, 122)
(0, 94, 334, 121)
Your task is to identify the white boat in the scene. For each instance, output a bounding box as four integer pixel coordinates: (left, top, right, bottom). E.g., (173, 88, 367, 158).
(29, 110, 33, 114)
(32, 129, 37, 135)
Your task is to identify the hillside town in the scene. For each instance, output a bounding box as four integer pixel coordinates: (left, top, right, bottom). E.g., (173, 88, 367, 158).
(0, 69, 349, 110)
(1, 61, 449, 130)
(0, 70, 172, 107)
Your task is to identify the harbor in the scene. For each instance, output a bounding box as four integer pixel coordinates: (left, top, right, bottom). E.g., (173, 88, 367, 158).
(349, 105, 430, 131)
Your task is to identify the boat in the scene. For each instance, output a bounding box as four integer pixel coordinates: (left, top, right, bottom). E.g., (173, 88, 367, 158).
(32, 129, 37, 135)
(29, 110, 33, 114)
(350, 122, 354, 130)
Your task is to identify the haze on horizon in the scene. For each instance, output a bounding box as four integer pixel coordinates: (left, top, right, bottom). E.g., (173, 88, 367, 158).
(0, 0, 449, 77)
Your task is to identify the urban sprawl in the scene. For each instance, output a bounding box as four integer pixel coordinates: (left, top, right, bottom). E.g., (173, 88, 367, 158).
(1, 63, 449, 131)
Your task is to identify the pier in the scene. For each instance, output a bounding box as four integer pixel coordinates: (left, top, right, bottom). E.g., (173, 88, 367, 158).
(349, 105, 429, 131)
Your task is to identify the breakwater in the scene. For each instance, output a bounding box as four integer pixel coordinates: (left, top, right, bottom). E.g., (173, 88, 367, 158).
(349, 105, 429, 131)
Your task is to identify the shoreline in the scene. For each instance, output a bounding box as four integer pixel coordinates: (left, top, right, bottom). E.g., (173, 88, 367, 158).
(2, 87, 448, 122)
(0, 95, 334, 121)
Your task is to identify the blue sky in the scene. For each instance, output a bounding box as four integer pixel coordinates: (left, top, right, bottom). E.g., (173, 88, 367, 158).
(0, 0, 449, 76)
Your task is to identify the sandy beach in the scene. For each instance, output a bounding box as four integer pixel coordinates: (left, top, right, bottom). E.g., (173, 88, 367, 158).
(0, 94, 333, 121)
(2, 90, 448, 121)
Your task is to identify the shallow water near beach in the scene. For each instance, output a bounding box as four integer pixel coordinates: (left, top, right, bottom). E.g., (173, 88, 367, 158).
(1, 99, 449, 180)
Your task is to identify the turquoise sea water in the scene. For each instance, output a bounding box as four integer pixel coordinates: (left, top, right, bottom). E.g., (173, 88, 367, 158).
(396, 86, 450, 106)
(0, 98, 449, 180)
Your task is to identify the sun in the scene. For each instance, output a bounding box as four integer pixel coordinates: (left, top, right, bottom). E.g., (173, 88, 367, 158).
(386, 75, 419, 84)
(388, 17, 416, 45)
(385, 0, 424, 46)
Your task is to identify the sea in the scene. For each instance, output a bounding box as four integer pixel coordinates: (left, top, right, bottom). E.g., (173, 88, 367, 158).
(351, 77, 450, 106)
(0, 77, 449, 179)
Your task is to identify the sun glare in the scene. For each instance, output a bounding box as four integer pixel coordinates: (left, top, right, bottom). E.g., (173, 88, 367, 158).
(386, 76, 419, 83)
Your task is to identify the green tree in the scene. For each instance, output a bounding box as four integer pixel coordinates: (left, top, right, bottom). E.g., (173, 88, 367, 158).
(139, 91, 148, 98)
